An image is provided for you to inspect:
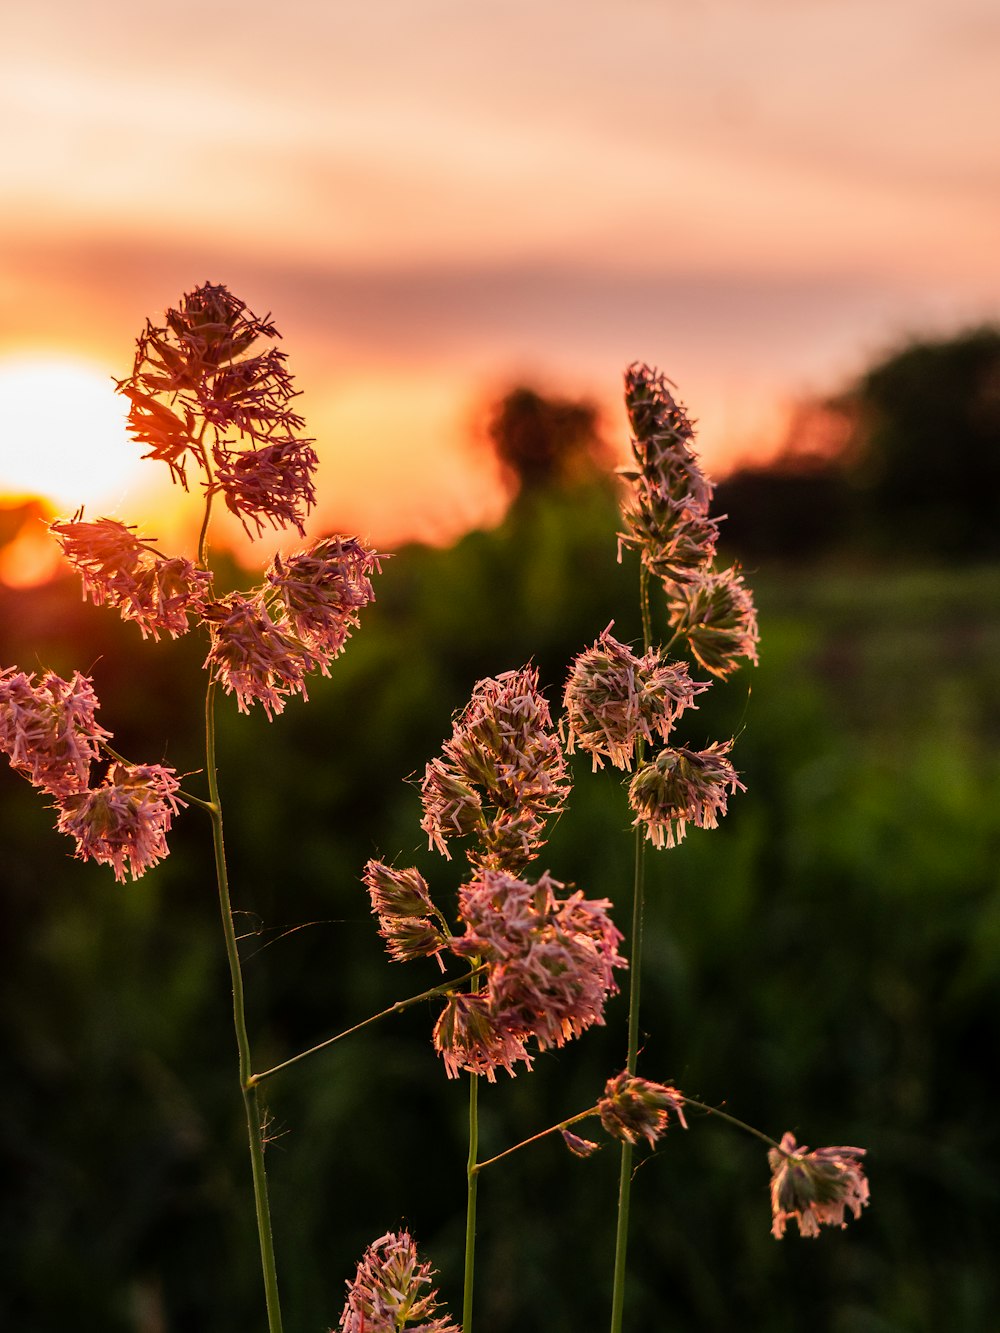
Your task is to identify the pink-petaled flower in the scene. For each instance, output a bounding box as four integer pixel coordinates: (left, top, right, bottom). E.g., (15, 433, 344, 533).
(202, 591, 314, 719)
(449, 869, 625, 1060)
(420, 667, 570, 873)
(598, 1072, 688, 1149)
(50, 516, 212, 640)
(667, 565, 760, 678)
(768, 1132, 870, 1239)
(213, 436, 318, 538)
(628, 741, 744, 849)
(55, 761, 185, 883)
(338, 1229, 461, 1333)
(267, 536, 383, 662)
(0, 668, 110, 798)
(362, 860, 448, 965)
(563, 626, 702, 770)
(433, 991, 532, 1082)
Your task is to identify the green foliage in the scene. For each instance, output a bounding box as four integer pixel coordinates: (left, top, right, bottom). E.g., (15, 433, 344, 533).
(2, 492, 999, 1330)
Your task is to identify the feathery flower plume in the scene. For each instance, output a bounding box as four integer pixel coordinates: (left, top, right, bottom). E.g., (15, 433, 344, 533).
(420, 667, 570, 873)
(563, 626, 702, 770)
(55, 761, 185, 883)
(202, 591, 314, 719)
(338, 1229, 461, 1333)
(666, 564, 760, 678)
(768, 1132, 870, 1239)
(628, 741, 744, 849)
(267, 536, 383, 665)
(117, 282, 318, 535)
(0, 668, 110, 798)
(598, 1072, 688, 1149)
(362, 861, 448, 965)
(51, 516, 212, 640)
(618, 364, 719, 582)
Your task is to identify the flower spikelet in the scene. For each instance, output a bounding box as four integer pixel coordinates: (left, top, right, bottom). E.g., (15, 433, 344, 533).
(433, 991, 532, 1082)
(420, 667, 570, 873)
(618, 364, 719, 582)
(202, 591, 314, 719)
(51, 516, 212, 640)
(768, 1132, 870, 1239)
(55, 761, 185, 882)
(363, 860, 448, 965)
(628, 741, 744, 849)
(267, 536, 383, 666)
(561, 1129, 601, 1158)
(598, 1072, 688, 1148)
(338, 1228, 461, 1333)
(563, 626, 702, 770)
(117, 282, 317, 536)
(667, 565, 760, 678)
(0, 668, 110, 798)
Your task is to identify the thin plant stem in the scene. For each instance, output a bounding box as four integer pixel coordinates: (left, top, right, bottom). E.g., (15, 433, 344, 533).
(678, 1095, 785, 1154)
(249, 967, 486, 1087)
(610, 562, 652, 1333)
(205, 679, 284, 1333)
(473, 1108, 598, 1173)
(463, 1071, 480, 1333)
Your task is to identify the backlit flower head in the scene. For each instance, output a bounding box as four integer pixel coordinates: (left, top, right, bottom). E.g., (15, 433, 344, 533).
(768, 1132, 870, 1239)
(420, 667, 570, 873)
(117, 282, 317, 536)
(667, 565, 760, 678)
(598, 1072, 688, 1149)
(55, 761, 185, 883)
(202, 591, 314, 719)
(50, 516, 212, 640)
(628, 741, 744, 849)
(362, 861, 448, 965)
(0, 668, 110, 798)
(618, 364, 719, 582)
(563, 626, 702, 770)
(433, 991, 532, 1082)
(267, 536, 383, 663)
(338, 1229, 461, 1333)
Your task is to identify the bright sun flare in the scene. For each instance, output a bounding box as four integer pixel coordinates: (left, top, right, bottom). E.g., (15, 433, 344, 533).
(0, 356, 146, 511)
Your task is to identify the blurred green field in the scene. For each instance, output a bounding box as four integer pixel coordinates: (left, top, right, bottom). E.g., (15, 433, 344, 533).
(2, 486, 998, 1332)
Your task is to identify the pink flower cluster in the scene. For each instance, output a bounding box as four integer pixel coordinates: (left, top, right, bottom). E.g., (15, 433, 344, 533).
(627, 741, 745, 850)
(0, 668, 183, 881)
(338, 1229, 461, 1333)
(597, 1072, 689, 1149)
(362, 861, 448, 965)
(768, 1132, 870, 1239)
(118, 282, 318, 537)
(420, 666, 570, 874)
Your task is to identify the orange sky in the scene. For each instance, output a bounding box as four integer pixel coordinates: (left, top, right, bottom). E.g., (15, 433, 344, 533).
(1, 0, 998, 565)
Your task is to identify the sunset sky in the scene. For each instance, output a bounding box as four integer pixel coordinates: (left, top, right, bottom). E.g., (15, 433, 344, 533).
(1, 0, 998, 568)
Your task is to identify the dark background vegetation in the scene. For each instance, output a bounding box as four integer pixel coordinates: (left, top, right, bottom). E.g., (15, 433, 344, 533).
(2, 329, 1000, 1332)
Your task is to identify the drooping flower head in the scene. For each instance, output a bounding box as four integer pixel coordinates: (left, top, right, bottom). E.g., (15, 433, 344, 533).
(338, 1229, 461, 1333)
(0, 668, 110, 798)
(598, 1072, 689, 1149)
(768, 1132, 870, 1239)
(202, 591, 314, 719)
(563, 626, 702, 770)
(55, 761, 185, 883)
(50, 516, 213, 640)
(266, 536, 383, 662)
(421, 667, 570, 873)
(628, 740, 744, 849)
(618, 364, 719, 583)
(362, 860, 449, 965)
(117, 282, 318, 536)
(666, 564, 760, 678)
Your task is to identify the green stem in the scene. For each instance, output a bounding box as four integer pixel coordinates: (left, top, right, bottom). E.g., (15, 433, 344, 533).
(249, 967, 486, 1087)
(205, 680, 284, 1333)
(473, 1108, 598, 1173)
(678, 1095, 785, 1154)
(463, 1071, 480, 1333)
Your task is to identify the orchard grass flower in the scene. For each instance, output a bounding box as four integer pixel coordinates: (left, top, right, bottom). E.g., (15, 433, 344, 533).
(0, 667, 110, 798)
(56, 761, 185, 883)
(267, 536, 383, 661)
(768, 1132, 870, 1239)
(117, 282, 318, 536)
(202, 591, 314, 719)
(561, 1129, 601, 1158)
(433, 991, 532, 1082)
(362, 860, 449, 965)
(563, 625, 702, 770)
(598, 1072, 688, 1149)
(628, 741, 744, 849)
(420, 667, 570, 873)
(338, 1229, 461, 1333)
(50, 516, 212, 640)
(666, 564, 760, 678)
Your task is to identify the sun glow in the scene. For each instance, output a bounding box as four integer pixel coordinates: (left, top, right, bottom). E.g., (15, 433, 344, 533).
(0, 356, 146, 511)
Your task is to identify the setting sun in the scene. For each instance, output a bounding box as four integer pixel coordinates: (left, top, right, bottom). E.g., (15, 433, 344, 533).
(0, 356, 145, 511)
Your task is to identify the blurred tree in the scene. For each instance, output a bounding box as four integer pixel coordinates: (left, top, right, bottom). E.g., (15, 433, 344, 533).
(485, 385, 613, 499)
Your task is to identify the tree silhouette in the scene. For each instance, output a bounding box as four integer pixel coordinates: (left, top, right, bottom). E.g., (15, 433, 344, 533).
(485, 385, 612, 499)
